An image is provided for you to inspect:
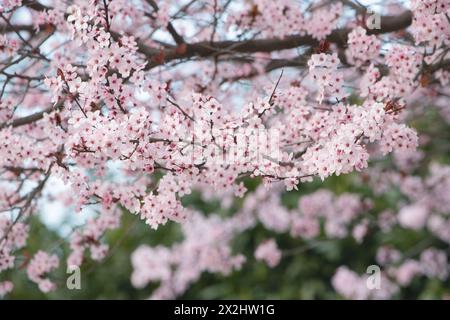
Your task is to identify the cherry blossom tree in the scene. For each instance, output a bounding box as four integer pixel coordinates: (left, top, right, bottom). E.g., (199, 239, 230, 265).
(0, 0, 449, 299)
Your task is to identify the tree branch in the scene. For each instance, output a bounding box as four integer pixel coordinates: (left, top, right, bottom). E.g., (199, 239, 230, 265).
(144, 0, 185, 45)
(142, 11, 413, 69)
(0, 100, 64, 130)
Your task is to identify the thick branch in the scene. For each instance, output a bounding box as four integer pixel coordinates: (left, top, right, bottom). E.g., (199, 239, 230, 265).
(142, 11, 413, 69)
(428, 59, 450, 73)
(0, 101, 63, 130)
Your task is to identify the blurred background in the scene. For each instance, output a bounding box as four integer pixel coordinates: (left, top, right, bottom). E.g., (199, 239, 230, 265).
(6, 104, 450, 299)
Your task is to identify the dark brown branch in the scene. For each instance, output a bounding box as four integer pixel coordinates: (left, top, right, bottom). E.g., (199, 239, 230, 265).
(429, 59, 450, 73)
(21, 0, 50, 11)
(142, 11, 413, 69)
(102, 0, 111, 31)
(166, 97, 195, 121)
(369, 10, 413, 35)
(0, 100, 64, 130)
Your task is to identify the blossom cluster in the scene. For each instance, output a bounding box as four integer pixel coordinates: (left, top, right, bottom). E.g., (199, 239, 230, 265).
(307, 53, 346, 103)
(410, 0, 450, 47)
(0, 219, 28, 272)
(0, 0, 448, 298)
(346, 27, 381, 67)
(26, 251, 59, 293)
(254, 239, 282, 268)
(131, 211, 246, 299)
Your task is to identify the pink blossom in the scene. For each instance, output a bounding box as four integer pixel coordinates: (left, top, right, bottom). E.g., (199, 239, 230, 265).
(346, 27, 381, 66)
(398, 204, 429, 230)
(0, 0, 447, 299)
(420, 248, 449, 280)
(0, 281, 13, 297)
(254, 239, 281, 268)
(27, 251, 59, 293)
(395, 260, 421, 286)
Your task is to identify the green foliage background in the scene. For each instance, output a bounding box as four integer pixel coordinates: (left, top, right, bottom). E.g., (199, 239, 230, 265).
(3, 107, 450, 299)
